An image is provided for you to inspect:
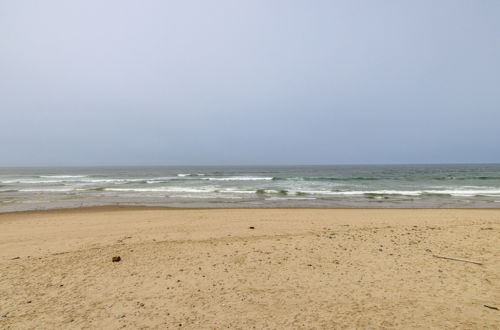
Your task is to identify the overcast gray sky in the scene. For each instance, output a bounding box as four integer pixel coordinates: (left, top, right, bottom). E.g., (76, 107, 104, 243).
(1, 0, 499, 166)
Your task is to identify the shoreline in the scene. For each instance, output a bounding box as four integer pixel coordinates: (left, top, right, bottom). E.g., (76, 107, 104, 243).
(2, 204, 500, 215)
(1, 207, 499, 328)
(3, 163, 500, 213)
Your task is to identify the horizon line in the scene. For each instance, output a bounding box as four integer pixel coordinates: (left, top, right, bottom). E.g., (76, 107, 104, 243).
(1, 162, 500, 168)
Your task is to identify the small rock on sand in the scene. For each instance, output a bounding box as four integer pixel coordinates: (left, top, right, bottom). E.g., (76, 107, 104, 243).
(112, 256, 121, 262)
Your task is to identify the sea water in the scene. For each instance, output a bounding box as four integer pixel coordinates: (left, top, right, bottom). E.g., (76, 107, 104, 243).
(1, 164, 500, 211)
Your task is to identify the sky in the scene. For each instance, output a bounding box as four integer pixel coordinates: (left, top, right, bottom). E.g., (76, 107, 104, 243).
(1, 0, 499, 166)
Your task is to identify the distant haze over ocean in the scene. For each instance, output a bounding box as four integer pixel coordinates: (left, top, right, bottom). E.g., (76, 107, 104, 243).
(1, 2, 499, 167)
(1, 164, 500, 211)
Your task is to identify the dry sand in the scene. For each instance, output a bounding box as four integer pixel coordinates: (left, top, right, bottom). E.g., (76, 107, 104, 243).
(0, 207, 499, 329)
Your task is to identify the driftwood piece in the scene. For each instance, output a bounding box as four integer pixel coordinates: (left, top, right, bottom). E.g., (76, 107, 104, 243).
(432, 255, 482, 265)
(484, 305, 498, 310)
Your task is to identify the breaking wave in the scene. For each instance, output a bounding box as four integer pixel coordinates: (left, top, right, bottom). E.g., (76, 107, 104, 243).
(39, 175, 88, 178)
(272, 177, 379, 181)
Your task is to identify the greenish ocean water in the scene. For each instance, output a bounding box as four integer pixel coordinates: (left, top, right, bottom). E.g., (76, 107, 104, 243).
(1, 164, 500, 211)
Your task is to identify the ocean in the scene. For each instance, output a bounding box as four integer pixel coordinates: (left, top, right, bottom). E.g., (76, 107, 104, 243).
(1, 164, 500, 211)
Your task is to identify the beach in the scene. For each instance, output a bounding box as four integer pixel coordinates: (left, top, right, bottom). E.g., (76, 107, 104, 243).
(0, 207, 499, 329)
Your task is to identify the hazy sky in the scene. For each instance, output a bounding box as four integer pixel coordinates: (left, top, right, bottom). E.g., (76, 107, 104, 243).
(1, 1, 499, 166)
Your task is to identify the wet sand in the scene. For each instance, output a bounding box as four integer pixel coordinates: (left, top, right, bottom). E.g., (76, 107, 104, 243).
(0, 207, 499, 329)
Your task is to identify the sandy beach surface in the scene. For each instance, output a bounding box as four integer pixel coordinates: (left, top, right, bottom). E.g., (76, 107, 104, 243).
(0, 207, 499, 329)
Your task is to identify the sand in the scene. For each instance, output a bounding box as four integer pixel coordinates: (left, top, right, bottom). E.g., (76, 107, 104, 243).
(0, 207, 499, 329)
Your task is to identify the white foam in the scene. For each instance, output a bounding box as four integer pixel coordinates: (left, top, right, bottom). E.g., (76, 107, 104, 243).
(201, 177, 273, 181)
(20, 188, 76, 192)
(2, 180, 66, 184)
(104, 187, 215, 193)
(177, 173, 206, 177)
(11, 185, 500, 198)
(220, 189, 256, 194)
(174, 195, 242, 199)
(296, 189, 500, 197)
(39, 175, 87, 178)
(145, 177, 189, 183)
(81, 178, 148, 183)
(265, 197, 317, 201)
(42, 175, 87, 179)
(425, 189, 500, 196)
(2, 178, 122, 184)
(2, 177, 157, 184)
